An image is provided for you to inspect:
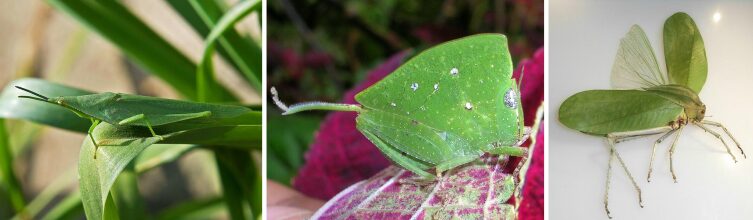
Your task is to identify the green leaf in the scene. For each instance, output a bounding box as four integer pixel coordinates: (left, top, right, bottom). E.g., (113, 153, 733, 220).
(78, 123, 166, 220)
(664, 12, 707, 94)
(42, 191, 84, 220)
(197, 0, 261, 101)
(161, 125, 262, 149)
(156, 197, 225, 220)
(44, 0, 235, 101)
(135, 144, 196, 173)
(109, 165, 145, 220)
(0, 119, 26, 217)
(168, 0, 263, 92)
(0, 78, 92, 132)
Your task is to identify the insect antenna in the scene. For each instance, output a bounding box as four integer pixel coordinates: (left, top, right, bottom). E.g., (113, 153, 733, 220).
(270, 87, 362, 115)
(15, 86, 50, 100)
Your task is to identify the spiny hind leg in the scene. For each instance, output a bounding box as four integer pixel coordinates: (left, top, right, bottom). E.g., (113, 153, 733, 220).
(435, 155, 481, 177)
(604, 146, 615, 219)
(668, 126, 684, 183)
(702, 120, 745, 158)
(486, 146, 529, 183)
(359, 128, 435, 183)
(88, 119, 101, 159)
(695, 123, 737, 162)
(647, 129, 677, 182)
(118, 114, 163, 140)
(607, 138, 643, 208)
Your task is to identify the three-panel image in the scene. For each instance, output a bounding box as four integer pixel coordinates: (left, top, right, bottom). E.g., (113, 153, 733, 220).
(0, 0, 749, 219)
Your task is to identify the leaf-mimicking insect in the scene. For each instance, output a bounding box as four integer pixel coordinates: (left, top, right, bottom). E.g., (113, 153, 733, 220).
(272, 34, 530, 181)
(558, 12, 744, 218)
(15, 86, 251, 159)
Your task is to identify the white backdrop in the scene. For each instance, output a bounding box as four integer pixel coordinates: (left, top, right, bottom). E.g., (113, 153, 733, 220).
(549, 0, 753, 219)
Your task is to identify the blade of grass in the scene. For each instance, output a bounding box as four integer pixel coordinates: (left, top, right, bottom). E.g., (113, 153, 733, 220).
(109, 164, 145, 220)
(11, 169, 75, 220)
(214, 150, 249, 220)
(41, 191, 83, 220)
(0, 119, 27, 218)
(156, 197, 225, 220)
(44, 0, 236, 102)
(197, 0, 261, 101)
(167, 0, 263, 92)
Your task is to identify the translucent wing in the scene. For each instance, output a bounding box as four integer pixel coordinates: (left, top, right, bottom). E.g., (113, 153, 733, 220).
(610, 25, 668, 89)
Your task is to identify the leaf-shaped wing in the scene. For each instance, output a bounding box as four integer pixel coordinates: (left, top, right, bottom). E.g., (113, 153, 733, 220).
(311, 156, 517, 219)
(664, 12, 707, 94)
(611, 25, 667, 89)
(355, 34, 523, 150)
(558, 89, 683, 135)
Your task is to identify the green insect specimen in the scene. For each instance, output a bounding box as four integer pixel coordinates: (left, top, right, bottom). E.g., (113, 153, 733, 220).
(272, 34, 529, 180)
(558, 12, 744, 218)
(15, 86, 252, 158)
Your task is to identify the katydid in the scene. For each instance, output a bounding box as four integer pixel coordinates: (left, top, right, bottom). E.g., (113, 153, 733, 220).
(558, 12, 744, 218)
(15, 86, 251, 159)
(272, 34, 530, 181)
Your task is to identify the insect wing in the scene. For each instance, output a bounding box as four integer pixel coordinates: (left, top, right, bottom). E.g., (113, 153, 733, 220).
(664, 12, 707, 94)
(355, 34, 522, 150)
(611, 25, 668, 90)
(559, 90, 683, 135)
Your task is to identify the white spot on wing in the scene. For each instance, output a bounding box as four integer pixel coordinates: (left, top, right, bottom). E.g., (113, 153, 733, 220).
(390, 102, 397, 107)
(410, 83, 419, 91)
(450, 68, 459, 76)
(465, 102, 473, 110)
(504, 88, 518, 109)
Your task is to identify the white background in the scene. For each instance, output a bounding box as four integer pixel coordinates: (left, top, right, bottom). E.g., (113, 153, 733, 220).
(549, 1, 753, 219)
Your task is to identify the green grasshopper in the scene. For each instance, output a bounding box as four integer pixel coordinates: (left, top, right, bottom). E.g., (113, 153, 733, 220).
(272, 34, 530, 180)
(15, 86, 252, 159)
(558, 12, 744, 218)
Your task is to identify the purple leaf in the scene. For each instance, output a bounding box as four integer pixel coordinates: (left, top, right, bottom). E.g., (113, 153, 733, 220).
(311, 155, 520, 220)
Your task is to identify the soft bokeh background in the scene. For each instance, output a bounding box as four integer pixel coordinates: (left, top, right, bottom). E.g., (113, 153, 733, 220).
(0, 1, 260, 219)
(267, 0, 543, 219)
(550, 1, 753, 219)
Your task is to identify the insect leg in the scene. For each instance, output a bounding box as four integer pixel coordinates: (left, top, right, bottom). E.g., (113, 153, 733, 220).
(695, 123, 737, 162)
(486, 146, 527, 156)
(118, 114, 163, 140)
(88, 119, 101, 159)
(359, 127, 435, 181)
(647, 129, 677, 182)
(604, 145, 615, 219)
(702, 120, 745, 159)
(668, 126, 684, 183)
(435, 155, 481, 175)
(606, 137, 643, 208)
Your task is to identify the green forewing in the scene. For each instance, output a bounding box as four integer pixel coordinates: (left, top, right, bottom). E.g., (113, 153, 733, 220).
(664, 12, 707, 94)
(355, 34, 522, 153)
(559, 90, 683, 135)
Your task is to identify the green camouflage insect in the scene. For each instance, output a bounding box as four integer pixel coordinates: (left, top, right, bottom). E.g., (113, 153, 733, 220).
(16, 86, 253, 158)
(558, 12, 744, 218)
(273, 34, 529, 180)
